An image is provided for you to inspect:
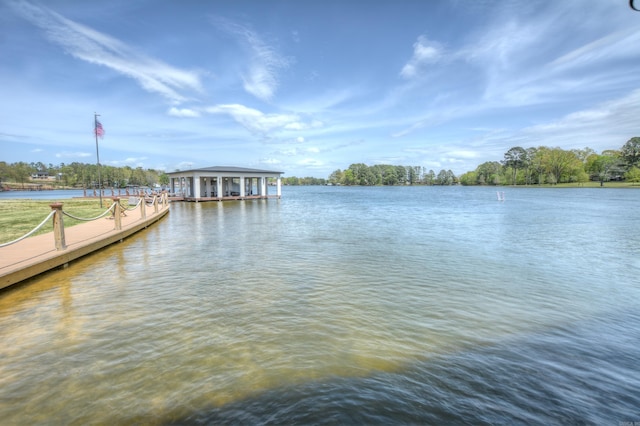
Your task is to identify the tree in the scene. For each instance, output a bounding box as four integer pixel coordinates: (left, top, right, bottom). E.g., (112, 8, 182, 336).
(571, 147, 596, 164)
(475, 161, 504, 185)
(586, 151, 624, 185)
(12, 162, 34, 188)
(424, 170, 436, 185)
(329, 169, 343, 185)
(459, 171, 477, 185)
(347, 163, 371, 185)
(0, 161, 9, 184)
(624, 166, 640, 183)
(159, 173, 169, 186)
(525, 147, 540, 184)
(447, 170, 456, 185)
(342, 169, 355, 185)
(410, 166, 423, 184)
(503, 147, 526, 185)
(538, 147, 581, 184)
(620, 137, 640, 169)
(434, 169, 456, 185)
(436, 169, 448, 185)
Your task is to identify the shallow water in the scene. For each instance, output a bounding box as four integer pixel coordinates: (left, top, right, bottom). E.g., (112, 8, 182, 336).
(1, 186, 639, 424)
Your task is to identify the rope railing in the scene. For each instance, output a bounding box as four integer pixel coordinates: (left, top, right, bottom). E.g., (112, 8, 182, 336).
(62, 203, 116, 221)
(0, 192, 169, 251)
(0, 211, 56, 248)
(124, 197, 143, 211)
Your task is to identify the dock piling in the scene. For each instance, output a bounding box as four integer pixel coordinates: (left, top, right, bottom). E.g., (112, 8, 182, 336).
(49, 203, 67, 251)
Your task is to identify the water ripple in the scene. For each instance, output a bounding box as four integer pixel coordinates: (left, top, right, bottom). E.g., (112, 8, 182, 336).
(1, 187, 639, 424)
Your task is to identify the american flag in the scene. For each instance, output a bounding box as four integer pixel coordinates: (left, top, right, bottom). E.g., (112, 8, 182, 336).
(94, 120, 105, 138)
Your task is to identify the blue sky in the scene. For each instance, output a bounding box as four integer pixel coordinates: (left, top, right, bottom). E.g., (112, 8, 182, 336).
(1, 0, 639, 177)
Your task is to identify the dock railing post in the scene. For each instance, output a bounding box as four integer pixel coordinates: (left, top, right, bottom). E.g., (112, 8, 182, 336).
(153, 195, 159, 213)
(113, 197, 122, 230)
(50, 203, 66, 251)
(140, 195, 146, 220)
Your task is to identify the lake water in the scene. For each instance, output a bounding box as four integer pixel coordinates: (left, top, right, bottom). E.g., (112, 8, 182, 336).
(0, 189, 117, 200)
(0, 189, 87, 200)
(1, 186, 639, 424)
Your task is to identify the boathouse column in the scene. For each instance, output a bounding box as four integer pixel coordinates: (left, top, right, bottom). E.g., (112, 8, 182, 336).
(239, 176, 245, 197)
(276, 177, 282, 198)
(260, 176, 267, 197)
(194, 175, 201, 200)
(217, 176, 223, 198)
(184, 177, 190, 197)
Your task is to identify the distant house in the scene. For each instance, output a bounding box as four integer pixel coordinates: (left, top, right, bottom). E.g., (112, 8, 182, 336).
(31, 172, 50, 180)
(166, 166, 283, 201)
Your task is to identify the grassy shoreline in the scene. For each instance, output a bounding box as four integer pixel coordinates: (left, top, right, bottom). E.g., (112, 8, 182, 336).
(491, 181, 640, 188)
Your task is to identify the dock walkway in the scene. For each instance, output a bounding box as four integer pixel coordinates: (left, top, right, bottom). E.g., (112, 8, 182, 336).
(0, 202, 169, 290)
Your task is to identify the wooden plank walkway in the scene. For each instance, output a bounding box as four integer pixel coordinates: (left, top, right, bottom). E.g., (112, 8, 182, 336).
(0, 203, 169, 290)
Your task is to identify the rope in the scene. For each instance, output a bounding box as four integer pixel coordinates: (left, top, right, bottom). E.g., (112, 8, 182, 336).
(0, 211, 56, 248)
(62, 203, 116, 221)
(0, 195, 167, 249)
(124, 197, 142, 211)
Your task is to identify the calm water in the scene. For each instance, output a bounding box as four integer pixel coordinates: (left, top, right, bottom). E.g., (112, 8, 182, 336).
(1, 186, 639, 424)
(0, 189, 87, 200)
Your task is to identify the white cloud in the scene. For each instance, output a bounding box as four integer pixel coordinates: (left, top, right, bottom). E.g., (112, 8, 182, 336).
(297, 158, 324, 167)
(206, 104, 321, 136)
(168, 107, 201, 118)
(13, 2, 203, 104)
(261, 158, 282, 165)
(214, 18, 290, 101)
(291, 30, 300, 43)
(551, 27, 640, 70)
(459, 3, 640, 107)
(276, 146, 321, 157)
(55, 151, 91, 158)
(445, 150, 477, 159)
(523, 89, 640, 144)
(400, 35, 443, 79)
(440, 157, 466, 164)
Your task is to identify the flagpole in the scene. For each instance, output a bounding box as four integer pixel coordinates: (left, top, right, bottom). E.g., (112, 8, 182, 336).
(94, 113, 102, 208)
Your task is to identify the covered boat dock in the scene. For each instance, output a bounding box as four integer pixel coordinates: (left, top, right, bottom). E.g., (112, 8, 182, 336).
(167, 166, 283, 202)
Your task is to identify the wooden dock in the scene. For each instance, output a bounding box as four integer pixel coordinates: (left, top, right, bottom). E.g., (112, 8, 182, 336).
(0, 202, 169, 291)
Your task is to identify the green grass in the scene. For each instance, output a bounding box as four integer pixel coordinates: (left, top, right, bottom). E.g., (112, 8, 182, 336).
(520, 181, 640, 188)
(0, 199, 128, 244)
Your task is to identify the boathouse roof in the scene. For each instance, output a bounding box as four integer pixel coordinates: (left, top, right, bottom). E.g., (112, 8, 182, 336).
(166, 166, 283, 175)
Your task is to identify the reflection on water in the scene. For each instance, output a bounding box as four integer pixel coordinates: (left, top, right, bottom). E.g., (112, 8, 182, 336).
(1, 186, 639, 424)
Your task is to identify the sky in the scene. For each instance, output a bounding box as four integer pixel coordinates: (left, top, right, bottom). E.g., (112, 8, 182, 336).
(1, 0, 639, 178)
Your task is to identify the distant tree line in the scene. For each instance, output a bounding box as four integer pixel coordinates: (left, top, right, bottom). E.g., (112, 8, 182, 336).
(282, 176, 328, 186)
(459, 137, 640, 185)
(5, 137, 639, 189)
(327, 164, 457, 186)
(0, 161, 169, 189)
